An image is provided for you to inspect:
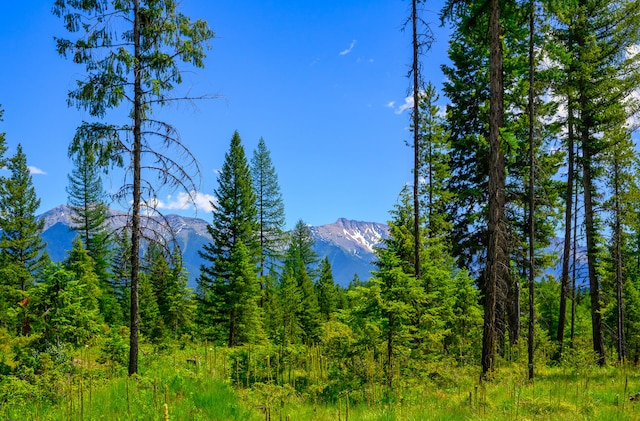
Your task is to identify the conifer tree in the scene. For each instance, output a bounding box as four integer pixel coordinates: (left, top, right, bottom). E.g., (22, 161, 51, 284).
(0, 144, 49, 294)
(64, 237, 102, 319)
(67, 148, 120, 324)
(289, 219, 319, 275)
(417, 82, 452, 241)
(251, 137, 286, 277)
(316, 256, 338, 321)
(198, 131, 260, 346)
(66, 146, 112, 285)
(228, 240, 264, 345)
(165, 247, 196, 339)
(33, 262, 101, 347)
(548, 0, 640, 364)
(54, 0, 214, 375)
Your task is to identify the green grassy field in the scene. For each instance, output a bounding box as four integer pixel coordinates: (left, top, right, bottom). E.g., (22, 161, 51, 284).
(2, 343, 640, 420)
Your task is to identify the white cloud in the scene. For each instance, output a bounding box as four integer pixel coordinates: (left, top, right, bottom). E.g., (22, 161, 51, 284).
(154, 191, 217, 213)
(28, 166, 46, 175)
(339, 40, 356, 56)
(386, 101, 396, 108)
(395, 95, 414, 114)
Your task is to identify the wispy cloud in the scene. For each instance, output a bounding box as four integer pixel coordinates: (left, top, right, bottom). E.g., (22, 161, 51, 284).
(154, 191, 217, 213)
(339, 40, 356, 56)
(394, 95, 414, 114)
(28, 166, 46, 175)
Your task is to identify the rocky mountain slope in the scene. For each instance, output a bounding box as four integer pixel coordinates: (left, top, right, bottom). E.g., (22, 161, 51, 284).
(38, 206, 388, 287)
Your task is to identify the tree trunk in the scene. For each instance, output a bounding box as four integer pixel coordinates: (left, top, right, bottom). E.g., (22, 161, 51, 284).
(482, 0, 507, 376)
(411, 0, 421, 280)
(582, 129, 606, 366)
(557, 95, 574, 357)
(613, 159, 625, 362)
(128, 0, 142, 376)
(527, 0, 535, 380)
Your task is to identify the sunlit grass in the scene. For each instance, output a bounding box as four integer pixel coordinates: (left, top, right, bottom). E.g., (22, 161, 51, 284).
(3, 343, 640, 421)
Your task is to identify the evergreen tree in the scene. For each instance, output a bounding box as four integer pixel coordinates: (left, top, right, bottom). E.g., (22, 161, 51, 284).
(54, 0, 214, 375)
(138, 271, 162, 340)
(417, 82, 452, 241)
(289, 219, 319, 275)
(351, 247, 425, 397)
(296, 259, 321, 343)
(277, 266, 302, 346)
(32, 262, 101, 347)
(228, 240, 264, 345)
(198, 131, 260, 346)
(166, 247, 196, 339)
(66, 146, 112, 281)
(0, 144, 49, 294)
(251, 137, 286, 277)
(548, 0, 640, 365)
(66, 148, 120, 324)
(64, 237, 102, 320)
(316, 256, 338, 321)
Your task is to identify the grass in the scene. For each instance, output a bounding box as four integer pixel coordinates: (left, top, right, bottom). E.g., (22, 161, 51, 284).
(2, 343, 640, 420)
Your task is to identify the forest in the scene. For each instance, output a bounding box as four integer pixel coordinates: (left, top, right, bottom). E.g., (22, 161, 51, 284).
(3, 0, 640, 419)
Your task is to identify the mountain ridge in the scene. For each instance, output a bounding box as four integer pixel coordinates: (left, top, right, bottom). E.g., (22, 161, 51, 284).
(37, 205, 388, 287)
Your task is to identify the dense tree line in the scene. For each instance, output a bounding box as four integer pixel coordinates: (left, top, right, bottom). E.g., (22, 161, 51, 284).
(2, 0, 640, 406)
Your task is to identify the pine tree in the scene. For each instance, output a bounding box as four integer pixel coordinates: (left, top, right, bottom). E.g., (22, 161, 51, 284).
(198, 131, 260, 346)
(251, 137, 286, 277)
(66, 149, 120, 324)
(54, 0, 214, 375)
(64, 237, 102, 319)
(417, 82, 452, 241)
(0, 144, 49, 295)
(228, 240, 264, 345)
(548, 0, 640, 365)
(289, 219, 319, 275)
(66, 145, 112, 284)
(316, 256, 338, 321)
(33, 262, 101, 347)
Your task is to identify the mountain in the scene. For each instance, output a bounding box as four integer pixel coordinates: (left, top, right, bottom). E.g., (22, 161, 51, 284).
(311, 218, 389, 286)
(37, 206, 388, 288)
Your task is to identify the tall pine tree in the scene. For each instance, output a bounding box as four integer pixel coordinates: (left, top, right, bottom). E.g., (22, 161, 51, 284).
(198, 131, 261, 346)
(251, 137, 286, 277)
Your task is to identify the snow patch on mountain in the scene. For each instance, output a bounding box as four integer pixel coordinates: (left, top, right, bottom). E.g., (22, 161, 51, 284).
(312, 218, 388, 256)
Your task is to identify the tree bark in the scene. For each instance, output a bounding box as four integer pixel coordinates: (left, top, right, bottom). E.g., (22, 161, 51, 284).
(128, 0, 142, 376)
(411, 0, 421, 280)
(482, 0, 507, 376)
(527, 0, 535, 380)
(581, 124, 606, 365)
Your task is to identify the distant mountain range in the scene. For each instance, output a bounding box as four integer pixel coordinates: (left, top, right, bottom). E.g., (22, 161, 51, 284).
(37, 205, 389, 288)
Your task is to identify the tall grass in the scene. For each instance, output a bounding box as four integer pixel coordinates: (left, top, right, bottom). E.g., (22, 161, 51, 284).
(3, 342, 640, 420)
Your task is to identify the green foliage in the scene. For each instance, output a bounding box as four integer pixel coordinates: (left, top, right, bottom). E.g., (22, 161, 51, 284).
(198, 131, 261, 346)
(0, 144, 49, 294)
(316, 257, 338, 321)
(31, 262, 102, 347)
(251, 137, 287, 276)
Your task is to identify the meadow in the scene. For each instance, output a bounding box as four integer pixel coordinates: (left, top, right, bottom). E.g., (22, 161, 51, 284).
(2, 340, 640, 421)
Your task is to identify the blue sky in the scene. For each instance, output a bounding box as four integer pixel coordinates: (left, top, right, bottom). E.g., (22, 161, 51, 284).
(0, 1, 449, 229)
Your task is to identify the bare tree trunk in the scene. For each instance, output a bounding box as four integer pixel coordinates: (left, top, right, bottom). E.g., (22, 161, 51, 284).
(411, 0, 421, 280)
(128, 0, 142, 376)
(482, 0, 507, 376)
